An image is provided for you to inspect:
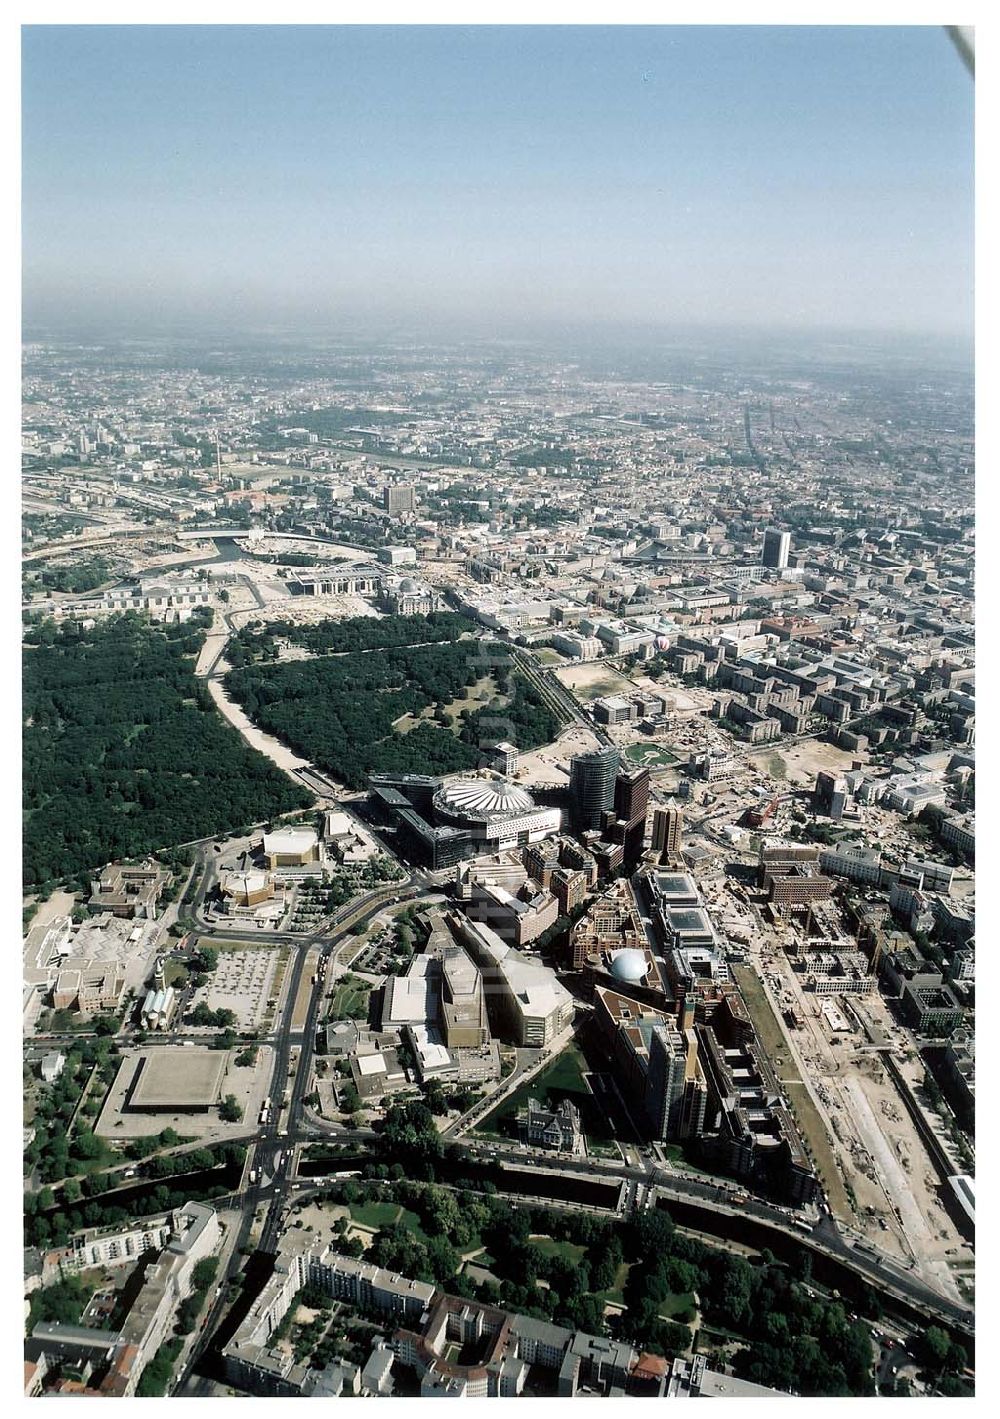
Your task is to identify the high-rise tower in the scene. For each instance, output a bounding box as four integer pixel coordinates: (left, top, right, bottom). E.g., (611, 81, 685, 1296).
(762, 528, 791, 570)
(569, 747, 620, 832)
(651, 801, 684, 865)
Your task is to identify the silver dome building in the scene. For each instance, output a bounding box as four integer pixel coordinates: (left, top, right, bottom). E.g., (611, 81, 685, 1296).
(432, 775, 560, 850)
(609, 947, 649, 985)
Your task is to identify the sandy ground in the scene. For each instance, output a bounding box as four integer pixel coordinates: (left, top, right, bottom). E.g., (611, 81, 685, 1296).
(25, 887, 78, 927)
(205, 675, 311, 773)
(838, 1075, 960, 1299)
(514, 722, 603, 788)
(227, 591, 378, 630)
(553, 661, 635, 702)
(748, 737, 862, 788)
(227, 536, 366, 560)
(759, 932, 971, 1296)
(194, 623, 229, 676)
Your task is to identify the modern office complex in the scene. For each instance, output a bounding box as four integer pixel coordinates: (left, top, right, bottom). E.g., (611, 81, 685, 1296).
(761, 527, 791, 569)
(568, 748, 620, 832)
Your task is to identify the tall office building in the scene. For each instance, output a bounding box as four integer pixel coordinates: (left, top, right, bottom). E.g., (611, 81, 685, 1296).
(646, 1023, 706, 1142)
(614, 766, 650, 827)
(651, 802, 684, 865)
(814, 771, 849, 821)
(614, 765, 650, 863)
(383, 484, 416, 515)
(762, 528, 791, 570)
(569, 748, 620, 832)
(645, 1022, 686, 1140)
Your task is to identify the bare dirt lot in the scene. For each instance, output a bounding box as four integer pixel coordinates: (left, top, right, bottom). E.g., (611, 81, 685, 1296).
(514, 723, 603, 788)
(749, 737, 863, 788)
(750, 937, 972, 1302)
(553, 661, 635, 702)
(205, 675, 311, 773)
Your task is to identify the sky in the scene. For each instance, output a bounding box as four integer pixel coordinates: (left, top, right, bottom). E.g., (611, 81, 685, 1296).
(20, 23, 974, 340)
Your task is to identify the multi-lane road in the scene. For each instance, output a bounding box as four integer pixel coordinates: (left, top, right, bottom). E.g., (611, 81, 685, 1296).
(172, 873, 423, 1392)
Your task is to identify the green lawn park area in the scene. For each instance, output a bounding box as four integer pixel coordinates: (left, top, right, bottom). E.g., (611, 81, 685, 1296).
(348, 1201, 430, 1243)
(528, 1235, 587, 1265)
(595, 1261, 632, 1308)
(330, 976, 371, 1020)
(472, 1042, 616, 1149)
(623, 742, 679, 769)
(657, 1142, 722, 1178)
(659, 1291, 697, 1321)
(731, 964, 851, 1220)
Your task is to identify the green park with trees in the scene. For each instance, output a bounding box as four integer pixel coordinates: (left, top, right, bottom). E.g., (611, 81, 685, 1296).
(223, 615, 560, 789)
(22, 613, 312, 887)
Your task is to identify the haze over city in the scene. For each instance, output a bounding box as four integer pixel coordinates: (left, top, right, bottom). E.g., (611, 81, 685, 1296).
(21, 18, 976, 1405)
(22, 24, 973, 340)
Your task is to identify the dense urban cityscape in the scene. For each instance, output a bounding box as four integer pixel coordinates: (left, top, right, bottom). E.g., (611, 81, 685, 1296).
(22, 329, 975, 1399)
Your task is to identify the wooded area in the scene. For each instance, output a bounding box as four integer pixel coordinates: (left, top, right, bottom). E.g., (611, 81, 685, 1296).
(22, 614, 311, 887)
(224, 617, 560, 788)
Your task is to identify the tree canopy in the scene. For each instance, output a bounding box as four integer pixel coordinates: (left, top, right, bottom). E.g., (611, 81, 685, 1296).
(23, 614, 311, 885)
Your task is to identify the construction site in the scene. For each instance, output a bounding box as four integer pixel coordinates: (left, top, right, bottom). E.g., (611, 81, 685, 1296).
(739, 914, 973, 1308)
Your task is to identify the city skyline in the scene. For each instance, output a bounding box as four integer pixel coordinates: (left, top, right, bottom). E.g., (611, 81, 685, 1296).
(19, 16, 977, 1401)
(22, 24, 973, 339)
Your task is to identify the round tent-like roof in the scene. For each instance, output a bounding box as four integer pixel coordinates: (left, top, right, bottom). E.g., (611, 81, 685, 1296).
(433, 778, 535, 823)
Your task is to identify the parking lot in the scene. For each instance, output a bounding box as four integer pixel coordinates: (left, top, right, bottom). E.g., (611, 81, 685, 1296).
(193, 949, 278, 1030)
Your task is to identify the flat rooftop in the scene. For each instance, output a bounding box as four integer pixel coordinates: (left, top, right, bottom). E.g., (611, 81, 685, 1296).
(128, 1050, 228, 1110)
(667, 908, 713, 932)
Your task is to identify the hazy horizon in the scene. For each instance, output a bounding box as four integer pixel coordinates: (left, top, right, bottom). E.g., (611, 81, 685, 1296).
(22, 25, 974, 342)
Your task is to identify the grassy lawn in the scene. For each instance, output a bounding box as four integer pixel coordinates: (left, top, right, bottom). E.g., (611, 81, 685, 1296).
(624, 742, 679, 768)
(477, 1041, 625, 1150)
(657, 1142, 722, 1178)
(330, 977, 371, 1020)
(349, 1200, 404, 1230)
(596, 1261, 632, 1308)
(395, 675, 498, 736)
(163, 959, 189, 987)
(732, 964, 851, 1220)
(659, 1290, 696, 1321)
(528, 1235, 587, 1265)
(349, 1202, 431, 1246)
(473, 1042, 615, 1146)
(570, 673, 633, 703)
